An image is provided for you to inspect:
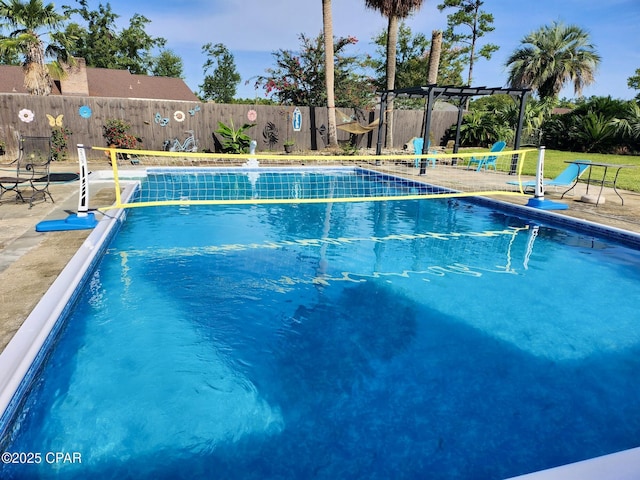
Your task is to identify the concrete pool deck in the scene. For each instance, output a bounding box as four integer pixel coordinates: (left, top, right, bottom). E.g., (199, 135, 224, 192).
(1, 160, 640, 478)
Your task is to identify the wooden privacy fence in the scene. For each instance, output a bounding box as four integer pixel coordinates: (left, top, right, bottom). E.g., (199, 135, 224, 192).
(0, 94, 458, 161)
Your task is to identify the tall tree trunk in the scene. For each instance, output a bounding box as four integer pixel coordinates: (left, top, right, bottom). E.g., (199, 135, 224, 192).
(24, 41, 52, 96)
(427, 30, 442, 84)
(463, 8, 480, 110)
(385, 15, 399, 149)
(422, 30, 443, 142)
(322, 0, 338, 148)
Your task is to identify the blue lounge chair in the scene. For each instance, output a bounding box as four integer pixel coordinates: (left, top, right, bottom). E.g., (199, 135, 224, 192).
(413, 137, 437, 168)
(507, 160, 591, 193)
(467, 141, 506, 171)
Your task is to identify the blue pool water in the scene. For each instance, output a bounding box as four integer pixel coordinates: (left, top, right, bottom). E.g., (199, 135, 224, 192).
(2, 170, 640, 479)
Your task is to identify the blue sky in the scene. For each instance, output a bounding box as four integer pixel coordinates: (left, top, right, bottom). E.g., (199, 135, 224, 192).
(103, 0, 640, 100)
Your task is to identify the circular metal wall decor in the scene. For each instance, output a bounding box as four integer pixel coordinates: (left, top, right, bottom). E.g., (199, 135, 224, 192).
(79, 105, 92, 118)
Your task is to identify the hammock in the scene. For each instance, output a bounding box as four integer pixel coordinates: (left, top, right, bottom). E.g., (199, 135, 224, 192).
(334, 108, 377, 132)
(336, 118, 380, 135)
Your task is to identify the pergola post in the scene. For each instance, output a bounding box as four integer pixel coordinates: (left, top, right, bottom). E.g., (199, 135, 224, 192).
(452, 99, 464, 165)
(375, 86, 532, 175)
(419, 88, 435, 175)
(375, 92, 388, 156)
(510, 90, 530, 174)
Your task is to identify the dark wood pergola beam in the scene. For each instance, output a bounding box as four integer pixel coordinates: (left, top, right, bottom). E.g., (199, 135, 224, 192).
(375, 84, 532, 174)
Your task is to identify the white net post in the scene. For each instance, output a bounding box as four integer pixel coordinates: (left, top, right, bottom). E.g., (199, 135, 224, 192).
(76, 144, 90, 216)
(34, 144, 98, 231)
(525, 145, 568, 210)
(533, 146, 545, 200)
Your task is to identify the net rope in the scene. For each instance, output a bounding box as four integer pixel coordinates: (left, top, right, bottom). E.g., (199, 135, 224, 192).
(91, 147, 537, 210)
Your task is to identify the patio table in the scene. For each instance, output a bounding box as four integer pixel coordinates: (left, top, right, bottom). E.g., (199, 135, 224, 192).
(560, 160, 636, 206)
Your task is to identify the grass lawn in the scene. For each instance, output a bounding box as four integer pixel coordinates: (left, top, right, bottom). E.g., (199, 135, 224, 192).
(520, 150, 640, 193)
(460, 147, 640, 193)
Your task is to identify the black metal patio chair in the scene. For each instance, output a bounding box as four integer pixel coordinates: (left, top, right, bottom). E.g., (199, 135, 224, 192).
(0, 136, 54, 208)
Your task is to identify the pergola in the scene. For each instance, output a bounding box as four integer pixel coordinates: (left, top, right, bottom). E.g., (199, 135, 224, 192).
(375, 84, 532, 174)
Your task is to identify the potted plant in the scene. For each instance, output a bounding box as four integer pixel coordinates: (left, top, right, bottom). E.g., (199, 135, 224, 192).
(283, 139, 294, 153)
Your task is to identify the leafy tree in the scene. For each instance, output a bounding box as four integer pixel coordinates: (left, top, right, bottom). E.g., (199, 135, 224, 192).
(613, 101, 640, 153)
(116, 13, 165, 74)
(63, 0, 166, 74)
(450, 109, 504, 146)
(437, 0, 498, 91)
(0, 48, 20, 64)
(450, 95, 555, 147)
(542, 97, 639, 153)
(369, 22, 464, 97)
(199, 42, 240, 103)
(254, 33, 374, 108)
(0, 0, 73, 95)
(574, 112, 617, 151)
(232, 96, 276, 106)
(628, 68, 640, 102)
(364, 0, 425, 147)
(151, 49, 183, 78)
(451, 93, 639, 153)
(370, 23, 429, 90)
(62, 1, 119, 69)
(505, 21, 601, 102)
(572, 97, 639, 153)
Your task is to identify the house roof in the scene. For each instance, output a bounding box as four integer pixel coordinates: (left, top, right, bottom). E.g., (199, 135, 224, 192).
(0, 64, 199, 102)
(85, 68, 198, 101)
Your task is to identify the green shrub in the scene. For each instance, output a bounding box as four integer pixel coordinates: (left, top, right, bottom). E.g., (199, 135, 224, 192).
(103, 119, 140, 149)
(50, 126, 72, 161)
(215, 119, 255, 153)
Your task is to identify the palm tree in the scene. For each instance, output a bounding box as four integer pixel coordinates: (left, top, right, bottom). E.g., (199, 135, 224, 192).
(0, 0, 70, 95)
(505, 21, 601, 102)
(321, 0, 338, 148)
(364, 0, 424, 148)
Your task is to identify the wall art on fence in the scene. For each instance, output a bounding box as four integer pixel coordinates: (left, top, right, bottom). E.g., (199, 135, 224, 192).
(154, 112, 169, 127)
(292, 107, 302, 132)
(262, 122, 279, 149)
(47, 114, 64, 127)
(78, 105, 92, 119)
(18, 108, 34, 123)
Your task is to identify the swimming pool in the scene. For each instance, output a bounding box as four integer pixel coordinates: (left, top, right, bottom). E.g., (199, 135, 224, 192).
(2, 168, 640, 479)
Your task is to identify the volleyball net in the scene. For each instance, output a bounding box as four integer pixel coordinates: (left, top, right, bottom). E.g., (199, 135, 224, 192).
(90, 146, 539, 210)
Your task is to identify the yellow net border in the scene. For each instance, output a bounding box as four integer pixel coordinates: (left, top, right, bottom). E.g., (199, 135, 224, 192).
(92, 147, 537, 211)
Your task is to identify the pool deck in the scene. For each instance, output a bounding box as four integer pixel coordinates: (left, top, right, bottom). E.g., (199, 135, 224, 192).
(1, 160, 640, 478)
(0, 162, 116, 351)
